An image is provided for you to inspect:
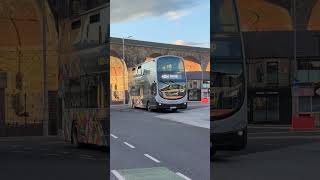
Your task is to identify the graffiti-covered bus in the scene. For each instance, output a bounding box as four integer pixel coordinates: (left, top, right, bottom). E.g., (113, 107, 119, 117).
(211, 0, 247, 155)
(129, 55, 188, 112)
(58, 4, 109, 147)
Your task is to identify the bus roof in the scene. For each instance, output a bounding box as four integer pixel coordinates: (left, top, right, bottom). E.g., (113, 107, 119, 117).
(134, 55, 183, 68)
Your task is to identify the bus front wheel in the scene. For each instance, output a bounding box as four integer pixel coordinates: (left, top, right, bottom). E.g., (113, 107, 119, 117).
(171, 109, 177, 113)
(146, 102, 152, 112)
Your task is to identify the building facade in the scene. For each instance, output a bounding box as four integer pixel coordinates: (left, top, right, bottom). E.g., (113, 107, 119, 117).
(234, 0, 320, 124)
(0, 0, 59, 136)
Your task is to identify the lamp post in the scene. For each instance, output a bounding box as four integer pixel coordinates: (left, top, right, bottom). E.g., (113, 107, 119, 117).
(42, 0, 49, 136)
(121, 36, 132, 104)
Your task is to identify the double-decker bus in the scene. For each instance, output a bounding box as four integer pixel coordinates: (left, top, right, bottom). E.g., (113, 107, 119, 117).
(58, 5, 109, 147)
(211, 0, 247, 155)
(129, 55, 188, 112)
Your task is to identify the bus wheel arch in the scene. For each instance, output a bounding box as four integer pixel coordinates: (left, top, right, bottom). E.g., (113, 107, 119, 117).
(71, 120, 79, 146)
(146, 101, 152, 112)
(131, 99, 135, 108)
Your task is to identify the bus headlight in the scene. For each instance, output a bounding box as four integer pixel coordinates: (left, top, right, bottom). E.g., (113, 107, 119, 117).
(237, 131, 244, 136)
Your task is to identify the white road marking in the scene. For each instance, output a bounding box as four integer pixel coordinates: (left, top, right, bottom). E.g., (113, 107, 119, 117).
(80, 157, 97, 161)
(47, 154, 60, 157)
(144, 154, 161, 163)
(80, 154, 94, 158)
(111, 134, 118, 139)
(176, 172, 192, 180)
(123, 142, 135, 149)
(12, 150, 24, 153)
(111, 170, 125, 180)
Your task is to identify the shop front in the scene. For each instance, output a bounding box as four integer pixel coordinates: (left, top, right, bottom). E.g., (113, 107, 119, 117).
(186, 71, 210, 101)
(248, 88, 292, 124)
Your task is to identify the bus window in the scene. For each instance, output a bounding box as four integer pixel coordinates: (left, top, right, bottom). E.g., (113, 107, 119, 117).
(211, 63, 244, 119)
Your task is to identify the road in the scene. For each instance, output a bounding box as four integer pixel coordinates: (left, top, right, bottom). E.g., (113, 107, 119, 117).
(0, 136, 108, 180)
(212, 125, 320, 180)
(110, 102, 210, 180)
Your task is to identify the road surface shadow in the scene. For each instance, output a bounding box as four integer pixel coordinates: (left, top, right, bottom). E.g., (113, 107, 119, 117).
(63, 144, 109, 154)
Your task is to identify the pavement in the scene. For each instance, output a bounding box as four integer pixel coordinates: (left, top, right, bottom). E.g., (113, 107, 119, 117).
(156, 107, 210, 129)
(110, 103, 210, 180)
(212, 125, 320, 180)
(0, 136, 108, 180)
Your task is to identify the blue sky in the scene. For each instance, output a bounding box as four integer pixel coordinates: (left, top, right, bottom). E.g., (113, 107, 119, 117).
(110, 0, 210, 48)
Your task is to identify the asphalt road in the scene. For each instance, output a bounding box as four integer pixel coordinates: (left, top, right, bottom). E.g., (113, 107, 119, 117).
(212, 125, 320, 180)
(0, 136, 108, 180)
(110, 103, 210, 180)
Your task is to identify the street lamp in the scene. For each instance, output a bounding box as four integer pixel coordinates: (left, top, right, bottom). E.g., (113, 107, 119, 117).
(121, 36, 132, 105)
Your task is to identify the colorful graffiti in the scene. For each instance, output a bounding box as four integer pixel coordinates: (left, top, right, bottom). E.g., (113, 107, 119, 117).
(63, 109, 106, 146)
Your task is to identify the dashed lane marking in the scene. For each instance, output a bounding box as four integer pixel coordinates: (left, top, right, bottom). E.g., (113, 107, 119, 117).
(111, 170, 125, 180)
(80, 157, 97, 161)
(176, 172, 192, 180)
(80, 154, 94, 158)
(111, 134, 119, 139)
(61, 151, 71, 154)
(47, 153, 61, 157)
(12, 150, 25, 153)
(123, 142, 135, 149)
(144, 154, 161, 163)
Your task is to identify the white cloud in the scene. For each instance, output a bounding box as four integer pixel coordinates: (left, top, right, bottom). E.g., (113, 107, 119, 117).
(165, 10, 189, 21)
(111, 0, 199, 23)
(174, 40, 209, 48)
(175, 40, 187, 45)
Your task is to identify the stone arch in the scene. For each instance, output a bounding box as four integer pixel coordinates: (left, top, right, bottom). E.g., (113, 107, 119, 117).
(183, 56, 202, 72)
(145, 53, 162, 61)
(238, 0, 293, 31)
(308, 0, 320, 30)
(0, 0, 58, 126)
(205, 62, 210, 72)
(110, 49, 128, 104)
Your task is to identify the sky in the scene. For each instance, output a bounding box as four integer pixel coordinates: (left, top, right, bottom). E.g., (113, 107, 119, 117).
(110, 0, 210, 48)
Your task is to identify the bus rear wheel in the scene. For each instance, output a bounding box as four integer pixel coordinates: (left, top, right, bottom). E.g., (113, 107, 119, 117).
(71, 125, 82, 148)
